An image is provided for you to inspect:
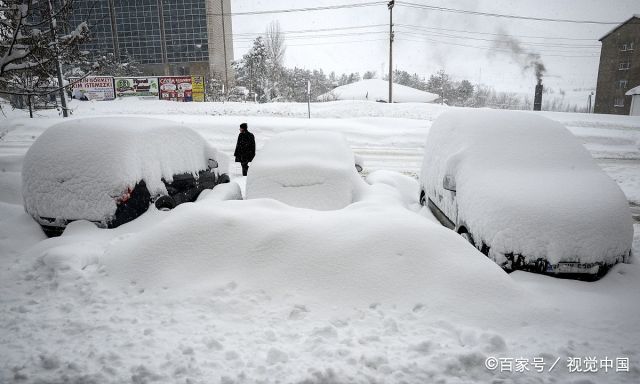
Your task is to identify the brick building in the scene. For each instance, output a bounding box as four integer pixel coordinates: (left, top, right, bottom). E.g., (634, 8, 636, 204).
(594, 15, 640, 115)
(69, 0, 234, 86)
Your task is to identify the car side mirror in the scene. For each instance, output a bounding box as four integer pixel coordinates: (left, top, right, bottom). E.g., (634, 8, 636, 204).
(355, 164, 363, 173)
(443, 175, 456, 192)
(208, 158, 219, 169)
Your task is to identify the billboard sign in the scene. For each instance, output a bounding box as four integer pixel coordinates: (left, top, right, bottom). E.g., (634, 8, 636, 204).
(114, 77, 159, 98)
(191, 76, 205, 102)
(159, 76, 205, 102)
(159, 76, 192, 102)
(69, 76, 115, 101)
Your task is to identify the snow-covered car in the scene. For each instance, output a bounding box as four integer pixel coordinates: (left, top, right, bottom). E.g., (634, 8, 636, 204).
(419, 109, 633, 279)
(22, 117, 229, 237)
(246, 131, 364, 210)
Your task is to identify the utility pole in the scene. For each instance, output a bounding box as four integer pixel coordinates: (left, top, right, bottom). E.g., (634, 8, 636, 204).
(388, 0, 394, 103)
(307, 80, 311, 119)
(220, 0, 229, 100)
(47, 0, 68, 117)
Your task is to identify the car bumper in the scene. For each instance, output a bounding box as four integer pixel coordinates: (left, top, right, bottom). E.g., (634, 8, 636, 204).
(35, 216, 108, 237)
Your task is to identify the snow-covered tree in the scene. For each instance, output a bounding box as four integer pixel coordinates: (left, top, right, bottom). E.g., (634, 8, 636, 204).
(64, 50, 143, 78)
(234, 36, 268, 102)
(0, 0, 88, 112)
(363, 70, 376, 80)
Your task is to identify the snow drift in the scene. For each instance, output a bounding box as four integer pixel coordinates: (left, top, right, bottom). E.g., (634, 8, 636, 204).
(246, 131, 366, 210)
(22, 117, 228, 223)
(318, 79, 439, 103)
(421, 109, 634, 268)
(100, 197, 518, 314)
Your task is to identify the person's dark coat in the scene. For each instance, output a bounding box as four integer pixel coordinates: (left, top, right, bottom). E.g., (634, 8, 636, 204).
(234, 131, 255, 163)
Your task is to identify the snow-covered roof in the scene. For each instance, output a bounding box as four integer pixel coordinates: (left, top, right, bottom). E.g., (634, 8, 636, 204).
(420, 109, 633, 265)
(625, 85, 640, 96)
(246, 131, 365, 210)
(318, 79, 439, 103)
(599, 14, 640, 41)
(22, 117, 227, 222)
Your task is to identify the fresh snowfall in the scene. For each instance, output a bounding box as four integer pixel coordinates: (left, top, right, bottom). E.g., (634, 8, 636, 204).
(1, 98, 640, 384)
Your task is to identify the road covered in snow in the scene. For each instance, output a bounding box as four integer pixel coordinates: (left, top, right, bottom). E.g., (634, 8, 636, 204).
(1, 100, 640, 383)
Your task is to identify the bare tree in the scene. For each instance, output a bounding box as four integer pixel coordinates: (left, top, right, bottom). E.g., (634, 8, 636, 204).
(261, 21, 286, 101)
(264, 20, 285, 68)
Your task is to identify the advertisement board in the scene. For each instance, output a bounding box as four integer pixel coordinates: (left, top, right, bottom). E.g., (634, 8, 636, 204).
(159, 76, 206, 102)
(191, 76, 205, 102)
(114, 77, 159, 98)
(69, 76, 115, 101)
(159, 76, 192, 102)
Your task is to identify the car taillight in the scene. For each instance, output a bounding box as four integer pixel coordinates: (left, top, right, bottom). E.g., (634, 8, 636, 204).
(115, 187, 132, 205)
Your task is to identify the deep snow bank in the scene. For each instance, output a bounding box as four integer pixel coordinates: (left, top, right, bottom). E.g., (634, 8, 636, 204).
(99, 197, 519, 317)
(318, 79, 439, 103)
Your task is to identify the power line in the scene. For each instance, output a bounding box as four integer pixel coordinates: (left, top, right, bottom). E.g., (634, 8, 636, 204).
(232, 24, 387, 37)
(210, 1, 386, 16)
(397, 30, 600, 50)
(234, 37, 388, 49)
(233, 30, 388, 42)
(396, 37, 600, 58)
(396, 23, 599, 41)
(397, 1, 624, 25)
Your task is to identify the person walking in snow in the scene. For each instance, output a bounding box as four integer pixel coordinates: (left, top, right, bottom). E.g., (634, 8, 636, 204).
(234, 122, 256, 176)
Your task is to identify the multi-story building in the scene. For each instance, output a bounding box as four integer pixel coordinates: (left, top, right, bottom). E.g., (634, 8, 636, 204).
(594, 15, 640, 115)
(69, 0, 234, 85)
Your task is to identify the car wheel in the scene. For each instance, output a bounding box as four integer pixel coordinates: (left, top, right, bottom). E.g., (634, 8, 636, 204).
(419, 190, 426, 206)
(460, 231, 474, 247)
(155, 195, 176, 211)
(535, 259, 548, 273)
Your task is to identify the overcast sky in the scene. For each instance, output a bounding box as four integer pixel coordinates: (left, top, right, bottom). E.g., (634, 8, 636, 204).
(229, 0, 639, 97)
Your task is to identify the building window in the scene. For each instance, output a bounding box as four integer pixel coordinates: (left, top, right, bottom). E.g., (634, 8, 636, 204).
(617, 80, 628, 89)
(620, 42, 634, 51)
(619, 61, 631, 70)
(614, 97, 625, 107)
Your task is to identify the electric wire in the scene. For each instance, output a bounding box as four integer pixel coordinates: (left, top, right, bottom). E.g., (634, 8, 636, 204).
(397, 1, 624, 25)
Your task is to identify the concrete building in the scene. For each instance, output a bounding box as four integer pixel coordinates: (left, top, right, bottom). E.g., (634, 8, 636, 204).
(594, 15, 640, 115)
(69, 0, 234, 86)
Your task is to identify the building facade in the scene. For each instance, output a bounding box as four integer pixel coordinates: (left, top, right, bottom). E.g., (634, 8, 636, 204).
(594, 15, 640, 115)
(69, 0, 234, 85)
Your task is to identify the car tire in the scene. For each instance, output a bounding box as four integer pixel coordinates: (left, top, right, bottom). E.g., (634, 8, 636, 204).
(155, 195, 176, 211)
(535, 259, 548, 273)
(419, 190, 426, 206)
(460, 231, 475, 247)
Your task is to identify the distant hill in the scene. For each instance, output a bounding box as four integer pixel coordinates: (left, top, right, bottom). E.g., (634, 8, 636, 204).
(318, 79, 439, 103)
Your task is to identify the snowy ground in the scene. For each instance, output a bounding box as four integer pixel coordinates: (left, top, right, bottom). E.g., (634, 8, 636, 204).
(1, 100, 640, 383)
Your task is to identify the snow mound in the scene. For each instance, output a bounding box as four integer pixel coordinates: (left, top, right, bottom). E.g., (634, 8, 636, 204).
(319, 79, 439, 103)
(22, 117, 228, 222)
(421, 109, 634, 266)
(100, 198, 518, 315)
(246, 131, 366, 210)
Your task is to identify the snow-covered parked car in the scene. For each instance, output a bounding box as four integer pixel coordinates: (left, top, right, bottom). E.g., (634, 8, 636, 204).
(22, 117, 229, 237)
(246, 131, 365, 210)
(419, 109, 633, 279)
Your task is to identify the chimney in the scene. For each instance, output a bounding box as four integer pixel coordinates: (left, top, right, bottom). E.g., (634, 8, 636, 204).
(533, 80, 543, 111)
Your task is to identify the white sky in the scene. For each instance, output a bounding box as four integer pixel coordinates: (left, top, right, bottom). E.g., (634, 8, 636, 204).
(229, 0, 639, 96)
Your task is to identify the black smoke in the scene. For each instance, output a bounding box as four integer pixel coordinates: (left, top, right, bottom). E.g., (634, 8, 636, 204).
(491, 29, 546, 83)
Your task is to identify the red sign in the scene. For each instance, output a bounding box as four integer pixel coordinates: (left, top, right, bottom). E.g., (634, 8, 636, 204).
(159, 77, 194, 102)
